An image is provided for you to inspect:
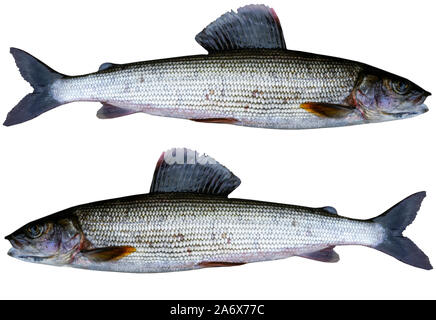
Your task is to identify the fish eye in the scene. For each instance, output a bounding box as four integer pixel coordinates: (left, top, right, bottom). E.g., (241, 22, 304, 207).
(25, 224, 44, 239)
(392, 80, 410, 95)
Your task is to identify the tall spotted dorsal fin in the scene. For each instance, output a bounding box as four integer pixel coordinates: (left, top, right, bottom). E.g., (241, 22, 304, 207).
(150, 148, 241, 196)
(195, 5, 286, 53)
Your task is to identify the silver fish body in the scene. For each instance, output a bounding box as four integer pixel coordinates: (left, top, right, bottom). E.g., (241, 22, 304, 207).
(70, 193, 383, 272)
(4, 5, 430, 127)
(5, 148, 432, 271)
(51, 50, 364, 129)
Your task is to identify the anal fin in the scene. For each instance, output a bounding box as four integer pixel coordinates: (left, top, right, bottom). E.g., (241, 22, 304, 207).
(300, 103, 355, 118)
(191, 118, 239, 124)
(298, 246, 339, 263)
(97, 103, 137, 119)
(81, 246, 136, 262)
(197, 261, 246, 268)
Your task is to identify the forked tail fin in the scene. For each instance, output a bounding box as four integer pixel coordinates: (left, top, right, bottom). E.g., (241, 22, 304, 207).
(4, 48, 65, 126)
(373, 191, 432, 270)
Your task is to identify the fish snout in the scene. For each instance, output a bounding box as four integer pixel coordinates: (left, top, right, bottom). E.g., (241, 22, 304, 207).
(418, 105, 429, 116)
(413, 91, 431, 106)
(410, 103, 429, 116)
(7, 247, 19, 258)
(6, 235, 24, 249)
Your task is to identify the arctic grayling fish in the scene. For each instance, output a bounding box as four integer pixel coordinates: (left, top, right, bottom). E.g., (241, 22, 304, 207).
(4, 5, 430, 128)
(5, 148, 432, 272)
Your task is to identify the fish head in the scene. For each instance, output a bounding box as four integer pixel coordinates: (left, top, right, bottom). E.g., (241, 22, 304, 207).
(353, 69, 430, 121)
(5, 214, 83, 266)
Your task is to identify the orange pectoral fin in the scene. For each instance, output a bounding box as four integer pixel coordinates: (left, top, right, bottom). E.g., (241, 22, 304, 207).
(197, 261, 246, 268)
(300, 103, 355, 118)
(81, 246, 136, 262)
(191, 118, 239, 124)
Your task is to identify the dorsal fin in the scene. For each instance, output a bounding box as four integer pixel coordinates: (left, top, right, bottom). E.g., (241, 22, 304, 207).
(321, 206, 337, 215)
(195, 5, 286, 53)
(150, 148, 241, 196)
(98, 62, 117, 71)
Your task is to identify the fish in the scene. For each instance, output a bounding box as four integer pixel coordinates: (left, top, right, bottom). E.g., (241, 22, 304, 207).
(5, 148, 432, 272)
(4, 5, 431, 128)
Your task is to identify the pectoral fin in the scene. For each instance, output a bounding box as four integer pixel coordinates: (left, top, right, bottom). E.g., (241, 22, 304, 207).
(81, 246, 136, 262)
(300, 103, 355, 118)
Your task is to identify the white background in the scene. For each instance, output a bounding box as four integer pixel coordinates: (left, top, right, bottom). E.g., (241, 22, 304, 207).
(0, 0, 435, 299)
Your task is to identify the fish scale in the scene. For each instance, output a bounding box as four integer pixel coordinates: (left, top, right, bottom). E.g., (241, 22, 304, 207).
(50, 50, 362, 129)
(72, 193, 384, 272)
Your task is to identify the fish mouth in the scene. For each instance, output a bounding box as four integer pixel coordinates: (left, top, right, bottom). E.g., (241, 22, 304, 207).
(412, 91, 431, 106)
(6, 236, 49, 262)
(415, 91, 431, 105)
(382, 104, 429, 119)
(7, 247, 28, 259)
(7, 247, 50, 262)
(7, 247, 20, 258)
(6, 235, 24, 249)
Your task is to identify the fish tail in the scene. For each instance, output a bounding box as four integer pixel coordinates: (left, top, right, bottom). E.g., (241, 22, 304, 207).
(4, 48, 65, 126)
(372, 191, 432, 270)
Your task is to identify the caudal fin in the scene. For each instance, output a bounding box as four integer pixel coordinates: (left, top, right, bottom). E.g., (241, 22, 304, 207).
(373, 191, 432, 270)
(4, 48, 65, 126)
